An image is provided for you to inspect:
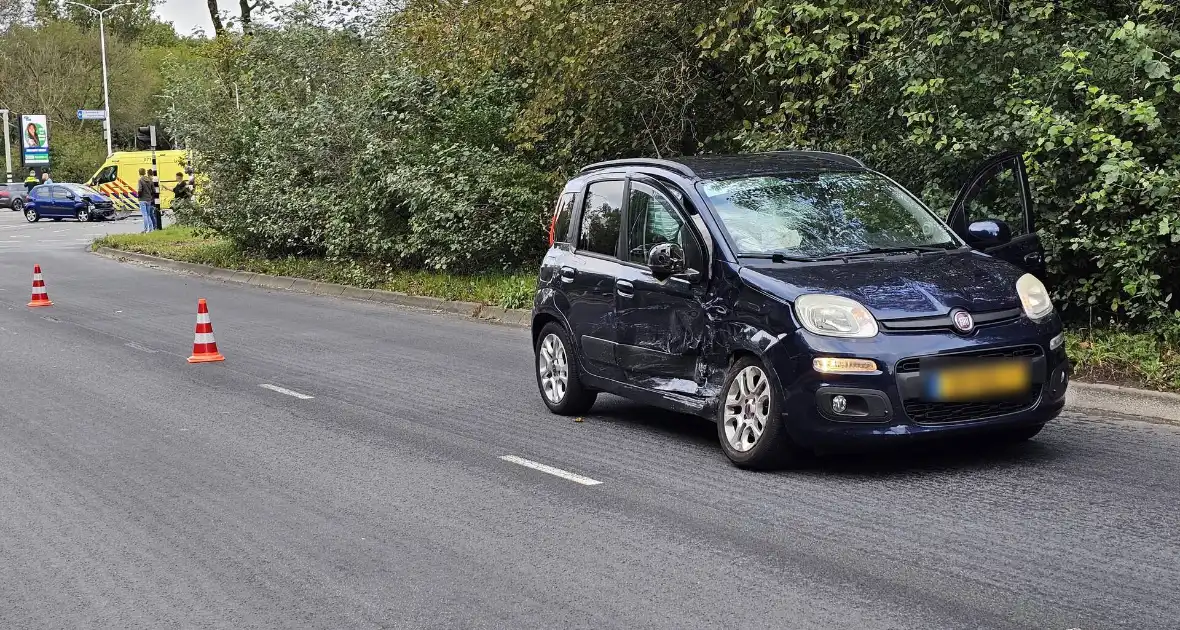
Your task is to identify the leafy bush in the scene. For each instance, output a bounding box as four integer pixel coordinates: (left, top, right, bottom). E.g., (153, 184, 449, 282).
(697, 0, 1180, 325)
(161, 16, 552, 274)
(162, 0, 1180, 326)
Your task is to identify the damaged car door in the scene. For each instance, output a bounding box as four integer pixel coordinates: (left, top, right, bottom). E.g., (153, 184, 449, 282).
(613, 179, 709, 389)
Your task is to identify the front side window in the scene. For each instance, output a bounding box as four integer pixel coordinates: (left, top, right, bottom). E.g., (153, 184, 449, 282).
(93, 165, 117, 185)
(961, 159, 1029, 236)
(627, 183, 696, 267)
(702, 172, 958, 258)
(578, 180, 624, 256)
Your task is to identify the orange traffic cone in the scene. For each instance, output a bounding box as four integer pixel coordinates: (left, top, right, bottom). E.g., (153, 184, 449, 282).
(187, 298, 225, 363)
(27, 264, 52, 307)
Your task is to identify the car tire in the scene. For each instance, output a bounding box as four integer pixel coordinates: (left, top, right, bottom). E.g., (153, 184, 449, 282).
(991, 423, 1046, 444)
(535, 322, 597, 416)
(716, 355, 807, 470)
(11, 198, 22, 212)
(24, 207, 38, 222)
(76, 205, 91, 223)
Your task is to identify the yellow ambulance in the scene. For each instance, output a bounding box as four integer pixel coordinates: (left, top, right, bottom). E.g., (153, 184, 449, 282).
(86, 150, 195, 214)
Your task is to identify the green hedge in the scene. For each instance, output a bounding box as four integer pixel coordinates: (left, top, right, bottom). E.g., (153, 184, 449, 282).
(162, 0, 1180, 327)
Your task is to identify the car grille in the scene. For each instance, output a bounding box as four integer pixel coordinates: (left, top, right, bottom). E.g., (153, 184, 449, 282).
(898, 345, 1044, 424)
(895, 345, 1042, 374)
(903, 396, 1039, 424)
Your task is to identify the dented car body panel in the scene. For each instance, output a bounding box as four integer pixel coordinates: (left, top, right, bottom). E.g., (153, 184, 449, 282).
(533, 151, 1068, 451)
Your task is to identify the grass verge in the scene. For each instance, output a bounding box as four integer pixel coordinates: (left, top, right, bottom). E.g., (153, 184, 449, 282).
(95, 227, 1180, 394)
(93, 226, 535, 309)
(1067, 329, 1180, 394)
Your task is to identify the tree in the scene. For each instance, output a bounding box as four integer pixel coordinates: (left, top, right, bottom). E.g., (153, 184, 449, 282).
(207, 0, 223, 36)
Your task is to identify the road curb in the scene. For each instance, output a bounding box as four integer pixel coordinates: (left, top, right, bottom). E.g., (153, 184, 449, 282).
(1066, 382, 1180, 424)
(92, 247, 531, 328)
(92, 246, 1180, 423)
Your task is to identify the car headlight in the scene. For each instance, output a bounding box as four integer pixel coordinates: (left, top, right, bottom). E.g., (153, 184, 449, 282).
(1016, 274, 1054, 321)
(794, 294, 879, 338)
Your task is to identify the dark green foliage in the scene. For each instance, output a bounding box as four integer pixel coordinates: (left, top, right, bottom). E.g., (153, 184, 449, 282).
(164, 0, 1180, 324)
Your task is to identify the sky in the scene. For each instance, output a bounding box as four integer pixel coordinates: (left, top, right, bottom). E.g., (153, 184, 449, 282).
(154, 0, 297, 36)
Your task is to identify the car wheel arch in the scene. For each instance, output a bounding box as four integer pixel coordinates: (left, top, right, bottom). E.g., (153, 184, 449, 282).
(531, 312, 563, 347)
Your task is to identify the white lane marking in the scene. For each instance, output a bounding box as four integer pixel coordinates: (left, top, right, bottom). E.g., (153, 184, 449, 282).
(125, 342, 158, 354)
(499, 455, 603, 486)
(9, 234, 30, 238)
(259, 384, 314, 400)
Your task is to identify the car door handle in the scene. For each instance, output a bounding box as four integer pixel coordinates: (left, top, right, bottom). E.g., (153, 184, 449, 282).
(560, 267, 576, 283)
(1024, 252, 1044, 265)
(615, 280, 635, 298)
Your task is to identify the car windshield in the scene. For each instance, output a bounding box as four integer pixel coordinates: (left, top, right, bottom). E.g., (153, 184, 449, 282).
(701, 172, 959, 258)
(65, 184, 101, 196)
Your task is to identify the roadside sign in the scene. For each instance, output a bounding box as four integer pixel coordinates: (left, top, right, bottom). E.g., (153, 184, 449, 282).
(20, 114, 49, 165)
(77, 109, 106, 121)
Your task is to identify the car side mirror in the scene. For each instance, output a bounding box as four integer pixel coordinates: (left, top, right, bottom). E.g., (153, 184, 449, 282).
(967, 219, 1011, 248)
(647, 242, 686, 279)
(66, 192, 76, 200)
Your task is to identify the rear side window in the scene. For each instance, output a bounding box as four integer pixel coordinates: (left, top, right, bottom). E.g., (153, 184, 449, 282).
(578, 180, 624, 256)
(549, 192, 575, 245)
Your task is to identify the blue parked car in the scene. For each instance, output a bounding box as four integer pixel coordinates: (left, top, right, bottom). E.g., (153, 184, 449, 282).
(24, 183, 117, 223)
(531, 151, 1068, 469)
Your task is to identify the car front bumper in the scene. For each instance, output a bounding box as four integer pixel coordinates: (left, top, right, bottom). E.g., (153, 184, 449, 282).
(770, 315, 1069, 451)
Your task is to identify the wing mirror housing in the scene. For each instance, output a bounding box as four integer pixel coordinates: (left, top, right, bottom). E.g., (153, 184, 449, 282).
(647, 242, 687, 279)
(966, 219, 1012, 248)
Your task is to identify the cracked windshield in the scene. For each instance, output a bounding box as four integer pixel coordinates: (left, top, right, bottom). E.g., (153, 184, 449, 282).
(703, 173, 957, 258)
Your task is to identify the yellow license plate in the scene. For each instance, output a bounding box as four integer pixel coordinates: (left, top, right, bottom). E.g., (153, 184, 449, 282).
(929, 360, 1031, 402)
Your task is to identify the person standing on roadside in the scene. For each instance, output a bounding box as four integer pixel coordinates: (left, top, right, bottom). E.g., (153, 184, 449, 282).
(24, 169, 37, 192)
(171, 172, 191, 202)
(137, 168, 154, 232)
(41, 171, 52, 184)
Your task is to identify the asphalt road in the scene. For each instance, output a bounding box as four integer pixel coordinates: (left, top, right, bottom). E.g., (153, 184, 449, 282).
(1, 211, 1178, 629)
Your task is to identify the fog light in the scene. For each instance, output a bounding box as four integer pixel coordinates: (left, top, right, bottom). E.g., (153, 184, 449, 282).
(831, 395, 848, 414)
(813, 357, 878, 374)
(1050, 332, 1064, 351)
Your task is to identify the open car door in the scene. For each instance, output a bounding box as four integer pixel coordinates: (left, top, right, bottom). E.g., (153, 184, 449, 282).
(946, 152, 1047, 279)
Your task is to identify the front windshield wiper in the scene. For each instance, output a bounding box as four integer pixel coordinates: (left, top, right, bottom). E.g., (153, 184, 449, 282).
(743, 244, 958, 264)
(741, 252, 821, 263)
(826, 245, 959, 259)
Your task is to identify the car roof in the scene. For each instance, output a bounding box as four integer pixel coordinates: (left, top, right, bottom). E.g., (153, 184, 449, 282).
(579, 151, 868, 181)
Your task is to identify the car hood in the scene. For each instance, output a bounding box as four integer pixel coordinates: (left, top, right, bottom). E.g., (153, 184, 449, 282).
(85, 194, 110, 203)
(739, 250, 1025, 320)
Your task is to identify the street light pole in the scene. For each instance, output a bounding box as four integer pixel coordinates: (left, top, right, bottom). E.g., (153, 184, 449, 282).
(98, 10, 112, 155)
(65, 1, 134, 156)
(0, 109, 11, 184)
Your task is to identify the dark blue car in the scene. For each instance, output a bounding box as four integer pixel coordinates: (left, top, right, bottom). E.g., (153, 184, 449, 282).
(24, 183, 117, 223)
(531, 151, 1068, 468)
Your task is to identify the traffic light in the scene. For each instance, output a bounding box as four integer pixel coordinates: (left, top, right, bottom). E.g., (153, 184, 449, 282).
(136, 125, 155, 149)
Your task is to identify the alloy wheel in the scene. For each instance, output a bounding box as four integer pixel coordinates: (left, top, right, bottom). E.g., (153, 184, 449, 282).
(538, 333, 569, 405)
(723, 365, 772, 452)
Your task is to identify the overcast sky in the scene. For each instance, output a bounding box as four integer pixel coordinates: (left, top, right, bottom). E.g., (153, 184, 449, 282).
(155, 0, 297, 36)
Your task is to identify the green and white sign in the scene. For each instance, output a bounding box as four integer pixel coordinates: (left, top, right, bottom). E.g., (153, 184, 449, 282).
(21, 114, 49, 165)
